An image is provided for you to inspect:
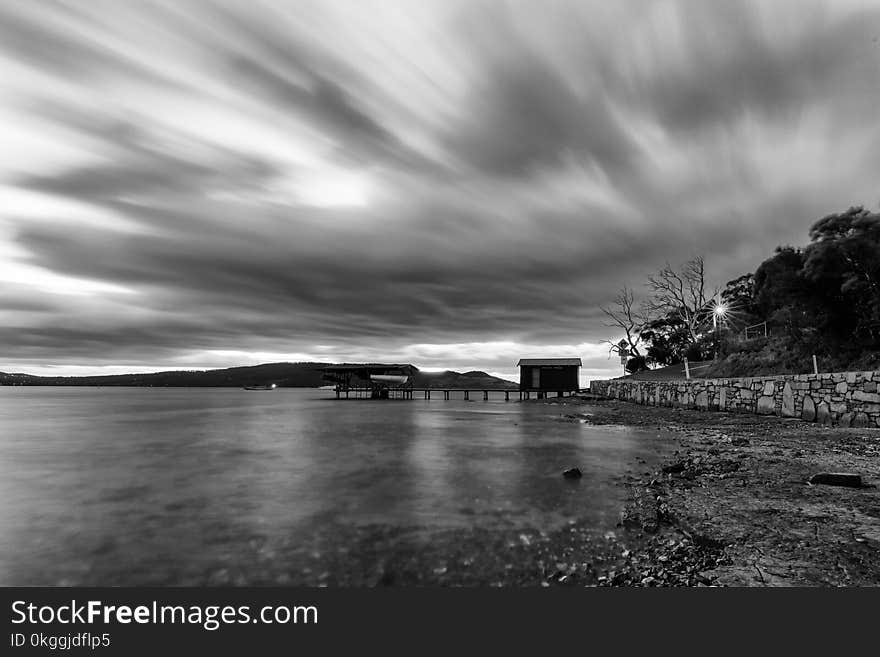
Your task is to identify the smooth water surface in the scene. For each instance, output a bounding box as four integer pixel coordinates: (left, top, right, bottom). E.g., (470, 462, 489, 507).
(0, 388, 669, 584)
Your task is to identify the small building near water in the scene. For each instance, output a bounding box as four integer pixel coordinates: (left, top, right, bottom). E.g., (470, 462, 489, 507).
(321, 363, 416, 399)
(517, 358, 582, 396)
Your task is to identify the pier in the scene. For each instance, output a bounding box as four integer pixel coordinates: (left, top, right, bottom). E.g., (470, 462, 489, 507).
(321, 362, 582, 401)
(332, 387, 580, 401)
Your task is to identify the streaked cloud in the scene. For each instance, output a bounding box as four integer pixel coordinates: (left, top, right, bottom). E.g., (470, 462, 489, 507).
(1, 0, 878, 379)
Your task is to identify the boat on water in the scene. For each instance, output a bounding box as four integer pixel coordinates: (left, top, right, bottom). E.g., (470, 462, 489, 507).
(369, 374, 409, 385)
(243, 383, 277, 390)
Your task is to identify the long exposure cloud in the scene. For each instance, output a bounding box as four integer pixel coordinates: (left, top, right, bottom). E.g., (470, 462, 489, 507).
(1, 0, 879, 379)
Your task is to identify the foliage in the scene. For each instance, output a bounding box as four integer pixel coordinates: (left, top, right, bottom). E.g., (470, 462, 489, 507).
(624, 354, 648, 374)
(720, 273, 759, 330)
(640, 312, 691, 365)
(604, 205, 880, 376)
(750, 206, 880, 358)
(707, 206, 879, 374)
(752, 246, 814, 342)
(803, 206, 880, 344)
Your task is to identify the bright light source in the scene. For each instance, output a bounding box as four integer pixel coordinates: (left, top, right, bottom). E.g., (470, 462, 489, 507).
(714, 303, 728, 317)
(296, 170, 370, 207)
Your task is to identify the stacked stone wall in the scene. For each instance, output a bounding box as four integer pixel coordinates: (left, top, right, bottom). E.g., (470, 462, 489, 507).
(589, 371, 880, 428)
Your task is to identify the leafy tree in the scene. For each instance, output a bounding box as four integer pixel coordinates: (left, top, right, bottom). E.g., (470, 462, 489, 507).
(625, 354, 648, 374)
(803, 206, 880, 344)
(752, 246, 813, 341)
(626, 205, 880, 375)
(720, 273, 759, 330)
(640, 311, 693, 366)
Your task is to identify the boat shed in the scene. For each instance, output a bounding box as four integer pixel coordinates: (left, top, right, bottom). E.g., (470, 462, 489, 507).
(517, 358, 581, 396)
(321, 363, 416, 399)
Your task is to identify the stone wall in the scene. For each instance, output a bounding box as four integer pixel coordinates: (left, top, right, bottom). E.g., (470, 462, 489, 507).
(589, 370, 880, 428)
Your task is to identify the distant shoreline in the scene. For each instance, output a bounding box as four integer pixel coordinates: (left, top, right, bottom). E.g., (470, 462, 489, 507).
(0, 361, 518, 389)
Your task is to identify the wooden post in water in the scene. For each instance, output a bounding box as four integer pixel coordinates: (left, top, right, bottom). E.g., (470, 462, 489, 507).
(483, 390, 488, 400)
(505, 391, 510, 401)
(464, 390, 469, 400)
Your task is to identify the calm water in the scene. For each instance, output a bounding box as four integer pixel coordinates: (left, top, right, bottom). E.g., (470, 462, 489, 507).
(0, 388, 669, 585)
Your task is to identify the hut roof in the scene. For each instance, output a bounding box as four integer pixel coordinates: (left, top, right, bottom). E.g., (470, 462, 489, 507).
(516, 358, 582, 367)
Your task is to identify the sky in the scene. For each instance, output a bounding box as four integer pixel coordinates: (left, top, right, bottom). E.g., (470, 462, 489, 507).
(1, 0, 879, 383)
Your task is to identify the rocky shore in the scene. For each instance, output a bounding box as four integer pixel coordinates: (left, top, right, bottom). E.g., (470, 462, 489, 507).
(552, 397, 880, 586)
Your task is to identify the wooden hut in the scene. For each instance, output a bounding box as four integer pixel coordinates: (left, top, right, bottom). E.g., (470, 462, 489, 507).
(517, 358, 581, 397)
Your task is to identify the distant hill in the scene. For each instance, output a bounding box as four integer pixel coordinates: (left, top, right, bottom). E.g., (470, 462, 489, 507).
(0, 363, 518, 389)
(411, 370, 518, 389)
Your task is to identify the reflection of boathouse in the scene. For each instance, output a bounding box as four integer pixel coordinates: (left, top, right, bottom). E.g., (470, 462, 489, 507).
(517, 358, 581, 398)
(321, 364, 415, 399)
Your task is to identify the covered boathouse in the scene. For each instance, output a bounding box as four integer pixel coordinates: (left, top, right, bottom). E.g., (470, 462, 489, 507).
(517, 358, 582, 398)
(321, 363, 416, 399)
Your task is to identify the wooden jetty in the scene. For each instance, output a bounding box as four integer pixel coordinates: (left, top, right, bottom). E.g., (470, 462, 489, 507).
(331, 387, 581, 401)
(321, 363, 583, 401)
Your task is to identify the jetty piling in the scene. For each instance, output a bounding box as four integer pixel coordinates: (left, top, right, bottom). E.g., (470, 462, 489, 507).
(330, 387, 578, 401)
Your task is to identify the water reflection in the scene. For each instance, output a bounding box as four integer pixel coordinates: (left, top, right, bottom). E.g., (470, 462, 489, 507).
(0, 388, 668, 584)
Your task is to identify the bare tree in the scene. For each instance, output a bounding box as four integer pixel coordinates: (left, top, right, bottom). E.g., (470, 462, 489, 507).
(645, 256, 718, 344)
(600, 286, 647, 358)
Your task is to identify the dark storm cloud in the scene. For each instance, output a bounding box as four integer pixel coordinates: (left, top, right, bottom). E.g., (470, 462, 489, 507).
(8, 194, 715, 354)
(225, 56, 439, 173)
(441, 8, 638, 179)
(620, 3, 880, 133)
(0, 2, 190, 96)
(2, 0, 879, 375)
(160, 0, 445, 174)
(18, 135, 279, 203)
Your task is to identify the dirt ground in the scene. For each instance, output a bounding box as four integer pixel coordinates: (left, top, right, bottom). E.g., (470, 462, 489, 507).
(558, 397, 880, 586)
